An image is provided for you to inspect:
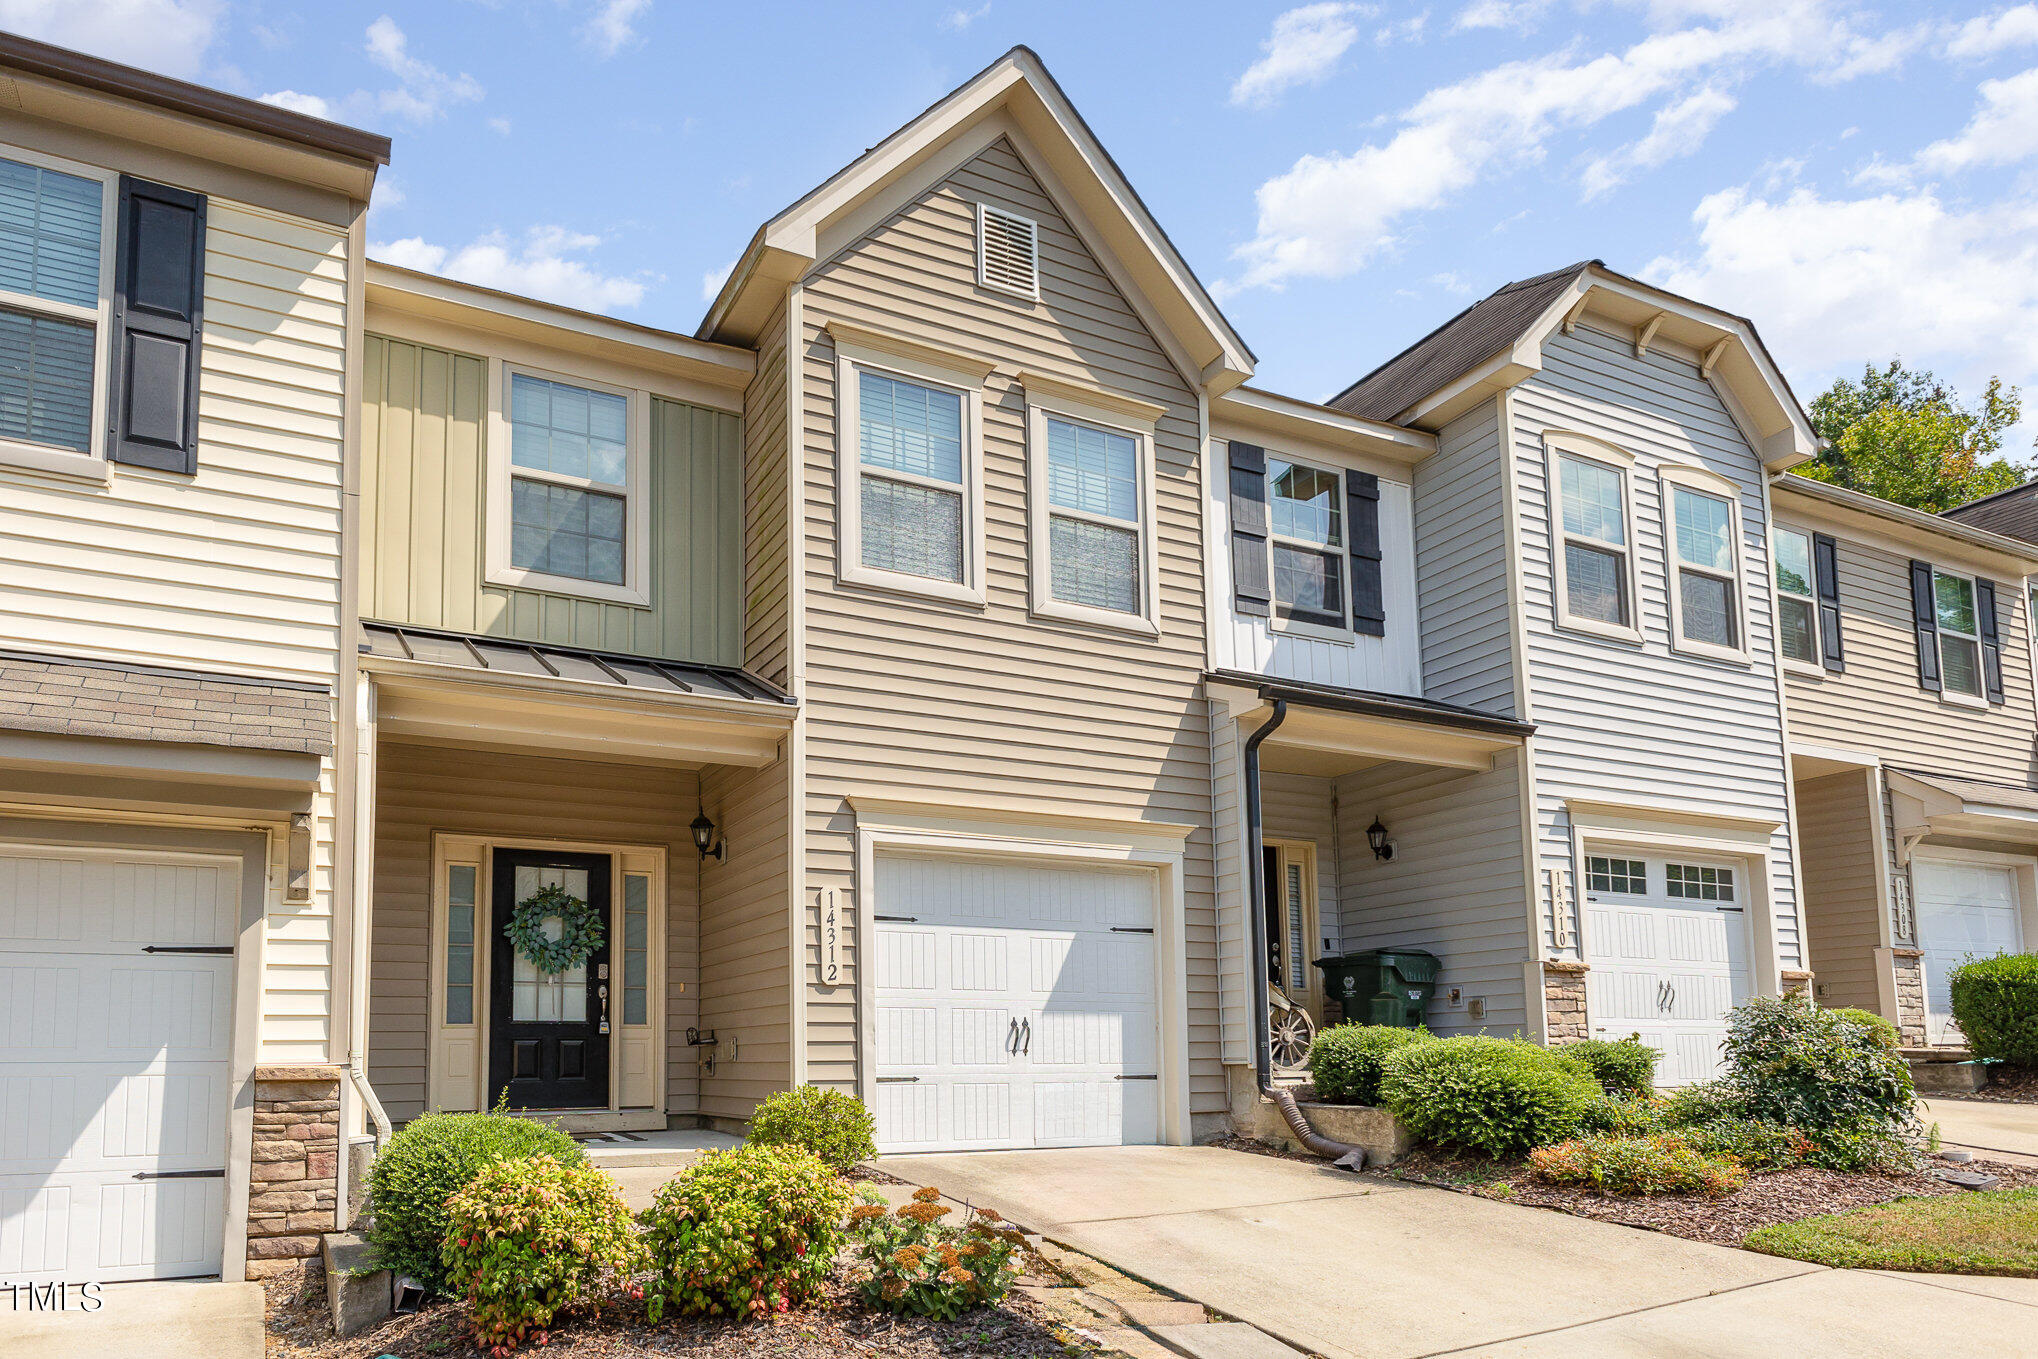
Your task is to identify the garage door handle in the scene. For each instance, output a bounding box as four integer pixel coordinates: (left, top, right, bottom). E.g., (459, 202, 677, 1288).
(132, 1169, 225, 1180)
(142, 945, 233, 955)
(1006, 1017, 1019, 1053)
(874, 915, 917, 923)
(1020, 1017, 1031, 1054)
(1111, 927, 1154, 934)
(875, 1076, 919, 1084)
(1115, 1074, 1157, 1081)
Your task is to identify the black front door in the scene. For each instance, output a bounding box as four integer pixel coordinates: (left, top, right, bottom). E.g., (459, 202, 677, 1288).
(488, 848, 612, 1110)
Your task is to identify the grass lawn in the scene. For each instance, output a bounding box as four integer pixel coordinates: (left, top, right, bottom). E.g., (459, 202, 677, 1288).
(1745, 1188, 2038, 1277)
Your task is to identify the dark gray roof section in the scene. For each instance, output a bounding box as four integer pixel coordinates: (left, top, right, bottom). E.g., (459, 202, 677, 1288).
(1329, 262, 1597, 421)
(361, 624, 795, 706)
(1943, 481, 2038, 545)
(0, 31, 391, 166)
(0, 649, 332, 755)
(1208, 670, 1535, 739)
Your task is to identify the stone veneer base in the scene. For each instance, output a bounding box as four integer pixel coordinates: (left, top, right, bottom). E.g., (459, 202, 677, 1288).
(247, 1065, 343, 1283)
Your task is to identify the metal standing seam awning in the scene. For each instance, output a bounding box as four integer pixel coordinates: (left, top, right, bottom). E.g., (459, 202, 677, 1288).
(358, 623, 797, 767)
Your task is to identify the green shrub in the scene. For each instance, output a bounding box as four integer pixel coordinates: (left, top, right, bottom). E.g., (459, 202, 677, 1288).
(1577, 1092, 1668, 1138)
(1682, 1118, 1816, 1171)
(1529, 1133, 1746, 1197)
(1828, 1007, 1901, 1053)
(1378, 1036, 1602, 1158)
(747, 1086, 878, 1171)
(640, 1144, 851, 1321)
(368, 1112, 586, 1293)
(1660, 1078, 1746, 1128)
(1717, 992, 1919, 1172)
(845, 1186, 1024, 1320)
(1308, 1025, 1434, 1105)
(441, 1157, 639, 1353)
(1563, 1038, 1661, 1097)
(1948, 953, 2038, 1066)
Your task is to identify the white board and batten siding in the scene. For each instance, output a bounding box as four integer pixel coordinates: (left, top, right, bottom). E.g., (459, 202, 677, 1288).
(1511, 325, 1800, 975)
(0, 198, 349, 1064)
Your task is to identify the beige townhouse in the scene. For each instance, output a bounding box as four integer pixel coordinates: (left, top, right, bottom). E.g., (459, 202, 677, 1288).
(1775, 475, 2038, 1049)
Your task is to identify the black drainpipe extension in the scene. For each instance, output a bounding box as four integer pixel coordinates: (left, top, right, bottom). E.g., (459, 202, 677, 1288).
(1243, 697, 1365, 1170)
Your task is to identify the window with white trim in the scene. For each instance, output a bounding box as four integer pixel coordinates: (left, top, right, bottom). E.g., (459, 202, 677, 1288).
(0, 149, 115, 470)
(1044, 415, 1144, 618)
(1268, 458, 1346, 628)
(1585, 856, 1646, 895)
(1555, 449, 1634, 633)
(1774, 526, 1819, 666)
(1934, 568, 1985, 698)
(506, 371, 632, 588)
(1666, 481, 1743, 654)
(1666, 863, 1735, 901)
(857, 368, 967, 584)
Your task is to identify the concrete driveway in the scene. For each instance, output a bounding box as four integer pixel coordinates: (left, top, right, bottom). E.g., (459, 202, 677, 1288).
(0, 1279, 263, 1359)
(882, 1145, 2038, 1359)
(1920, 1096, 2038, 1166)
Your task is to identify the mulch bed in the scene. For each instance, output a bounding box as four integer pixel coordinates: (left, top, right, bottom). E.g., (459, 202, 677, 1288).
(265, 1262, 1094, 1359)
(1384, 1146, 2038, 1247)
(1963, 1066, 2038, 1104)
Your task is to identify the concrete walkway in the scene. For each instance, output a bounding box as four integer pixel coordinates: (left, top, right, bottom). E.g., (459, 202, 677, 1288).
(0, 1279, 263, 1359)
(1920, 1096, 2038, 1166)
(881, 1145, 2038, 1359)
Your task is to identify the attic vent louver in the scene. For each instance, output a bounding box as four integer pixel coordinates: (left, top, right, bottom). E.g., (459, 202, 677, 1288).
(976, 202, 1039, 300)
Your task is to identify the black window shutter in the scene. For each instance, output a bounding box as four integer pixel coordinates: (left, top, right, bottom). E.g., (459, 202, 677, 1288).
(1229, 440, 1270, 617)
(109, 176, 207, 474)
(1347, 470, 1385, 637)
(1909, 559, 1941, 693)
(1977, 577, 2006, 704)
(1812, 532, 1844, 672)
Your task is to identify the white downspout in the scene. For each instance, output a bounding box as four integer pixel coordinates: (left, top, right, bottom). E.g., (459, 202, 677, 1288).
(349, 676, 391, 1145)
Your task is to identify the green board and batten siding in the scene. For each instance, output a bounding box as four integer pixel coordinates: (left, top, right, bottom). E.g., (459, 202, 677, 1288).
(361, 334, 744, 666)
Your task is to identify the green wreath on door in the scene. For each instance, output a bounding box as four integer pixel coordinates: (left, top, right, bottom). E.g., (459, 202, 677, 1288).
(505, 882, 605, 974)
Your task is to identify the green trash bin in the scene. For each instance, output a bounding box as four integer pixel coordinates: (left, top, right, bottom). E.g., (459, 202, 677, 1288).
(1314, 949, 1441, 1027)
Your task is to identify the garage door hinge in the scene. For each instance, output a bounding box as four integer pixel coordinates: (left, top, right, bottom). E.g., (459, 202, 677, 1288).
(874, 915, 917, 923)
(142, 945, 234, 955)
(875, 1076, 919, 1084)
(1110, 927, 1154, 934)
(132, 1169, 225, 1180)
(1115, 1074, 1158, 1081)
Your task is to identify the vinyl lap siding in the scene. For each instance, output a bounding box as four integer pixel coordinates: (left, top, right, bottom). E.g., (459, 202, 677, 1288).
(367, 743, 702, 1122)
(741, 297, 792, 688)
(1514, 325, 1799, 965)
(1415, 402, 1517, 716)
(1778, 512, 2038, 786)
(360, 335, 744, 665)
(1794, 770, 1883, 1013)
(795, 139, 1221, 1113)
(1334, 753, 1530, 1033)
(697, 755, 793, 1125)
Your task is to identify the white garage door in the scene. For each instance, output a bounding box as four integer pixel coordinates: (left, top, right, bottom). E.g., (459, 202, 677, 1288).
(0, 845, 238, 1283)
(871, 855, 1159, 1153)
(1582, 852, 1751, 1086)
(1915, 858, 2025, 1047)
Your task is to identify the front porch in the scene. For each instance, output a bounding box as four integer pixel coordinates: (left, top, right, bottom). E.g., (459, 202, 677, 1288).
(355, 625, 800, 1139)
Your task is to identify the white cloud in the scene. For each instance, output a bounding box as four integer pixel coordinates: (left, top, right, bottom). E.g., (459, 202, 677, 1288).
(0, 0, 221, 77)
(1453, 0, 1547, 31)
(1376, 11, 1428, 45)
(1580, 85, 1736, 199)
(488, 116, 513, 136)
(1913, 67, 2038, 176)
(259, 89, 334, 120)
(1229, 0, 1898, 290)
(940, 2, 991, 31)
(365, 15, 484, 121)
(373, 227, 650, 312)
(1231, 4, 1374, 109)
(1946, 5, 2038, 61)
(584, 0, 650, 56)
(701, 258, 737, 302)
(1646, 184, 2038, 396)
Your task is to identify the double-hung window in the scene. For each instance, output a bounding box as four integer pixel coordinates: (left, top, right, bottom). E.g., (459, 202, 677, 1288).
(832, 329, 986, 607)
(1933, 569, 1985, 699)
(1663, 473, 1745, 659)
(1550, 437, 1636, 638)
(0, 148, 116, 475)
(491, 367, 645, 603)
(1774, 526, 1819, 667)
(1027, 383, 1159, 633)
(1268, 458, 1346, 629)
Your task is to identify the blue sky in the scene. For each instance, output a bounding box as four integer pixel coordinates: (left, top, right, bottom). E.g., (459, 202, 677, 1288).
(17, 1, 2038, 446)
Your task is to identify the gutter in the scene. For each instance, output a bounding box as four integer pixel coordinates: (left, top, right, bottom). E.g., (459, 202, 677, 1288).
(1243, 699, 1365, 1170)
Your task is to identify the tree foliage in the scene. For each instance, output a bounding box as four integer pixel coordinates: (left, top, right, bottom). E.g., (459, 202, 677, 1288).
(1795, 360, 2031, 513)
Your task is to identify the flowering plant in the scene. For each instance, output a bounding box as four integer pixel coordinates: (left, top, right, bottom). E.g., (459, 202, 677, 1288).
(639, 1144, 850, 1321)
(844, 1186, 1024, 1320)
